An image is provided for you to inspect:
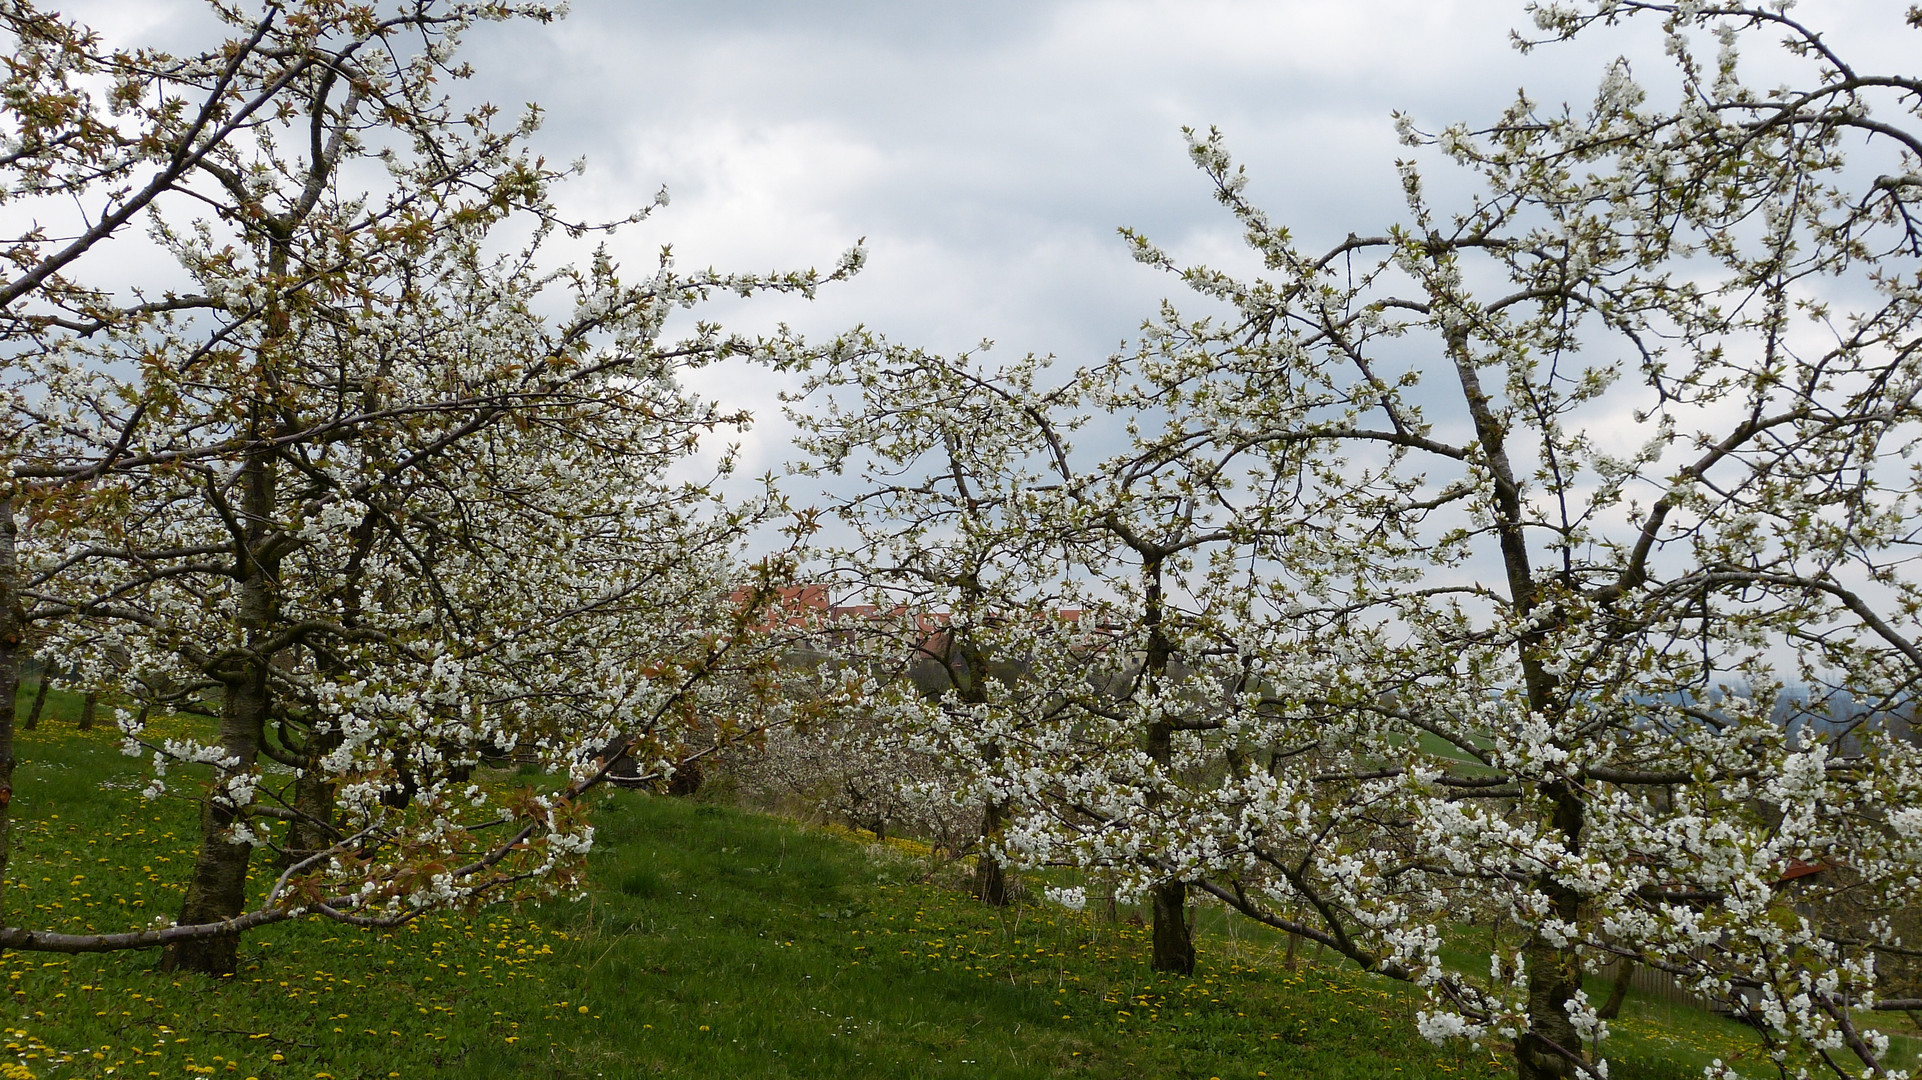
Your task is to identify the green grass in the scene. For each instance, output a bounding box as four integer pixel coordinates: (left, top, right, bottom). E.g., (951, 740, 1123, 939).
(1, 682, 1867, 1079)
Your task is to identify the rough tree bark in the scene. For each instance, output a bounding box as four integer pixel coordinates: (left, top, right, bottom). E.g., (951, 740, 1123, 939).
(1596, 960, 1634, 1021)
(953, 638, 1013, 908)
(1518, 788, 1588, 1080)
(1140, 554, 1195, 975)
(0, 498, 20, 926)
(161, 445, 278, 975)
(24, 663, 49, 731)
(1452, 341, 1588, 1078)
(971, 799, 1011, 907)
(1150, 877, 1196, 975)
(1143, 716, 1197, 975)
(281, 729, 341, 869)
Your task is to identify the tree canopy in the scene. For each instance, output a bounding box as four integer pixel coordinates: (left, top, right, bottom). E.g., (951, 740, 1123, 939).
(784, 4, 1922, 1078)
(0, 0, 855, 974)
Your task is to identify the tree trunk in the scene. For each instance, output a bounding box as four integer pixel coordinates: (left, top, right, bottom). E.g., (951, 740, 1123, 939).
(1143, 712, 1195, 975)
(163, 445, 277, 975)
(281, 718, 343, 868)
(285, 503, 376, 869)
(24, 664, 50, 731)
(953, 633, 1017, 909)
(665, 757, 704, 797)
(77, 690, 96, 731)
(1452, 342, 1590, 1078)
(970, 800, 1010, 906)
(161, 672, 266, 975)
(1139, 555, 1193, 975)
(1150, 878, 1196, 975)
(282, 751, 340, 869)
(1518, 934, 1586, 1079)
(0, 497, 22, 926)
(1516, 786, 1588, 1080)
(1596, 959, 1633, 1021)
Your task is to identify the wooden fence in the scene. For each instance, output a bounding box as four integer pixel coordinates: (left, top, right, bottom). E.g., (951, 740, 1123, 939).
(1610, 955, 1721, 1013)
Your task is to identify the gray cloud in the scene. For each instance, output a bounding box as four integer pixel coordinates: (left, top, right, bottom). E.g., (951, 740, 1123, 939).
(451, 2, 1647, 474)
(75, 1, 1910, 480)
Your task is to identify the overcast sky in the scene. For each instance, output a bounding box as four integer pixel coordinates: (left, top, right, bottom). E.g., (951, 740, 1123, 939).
(467, 0, 1568, 476)
(469, 2, 1587, 346)
(414, 1, 1897, 477)
(75, 0, 1908, 479)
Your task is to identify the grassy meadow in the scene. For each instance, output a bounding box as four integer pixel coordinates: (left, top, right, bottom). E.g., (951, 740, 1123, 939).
(0, 682, 1857, 1079)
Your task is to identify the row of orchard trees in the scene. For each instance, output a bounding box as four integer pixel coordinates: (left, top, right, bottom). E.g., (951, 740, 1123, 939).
(0, 2, 851, 975)
(788, 5, 1922, 1079)
(6, 2, 1922, 1078)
